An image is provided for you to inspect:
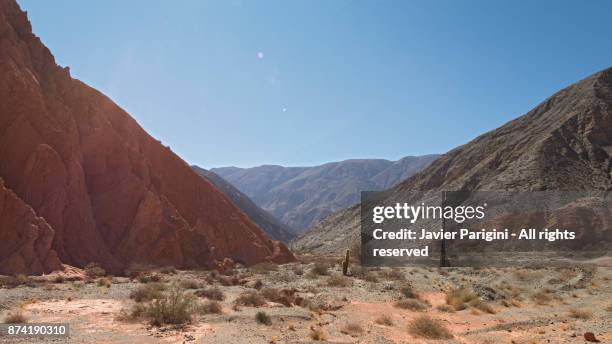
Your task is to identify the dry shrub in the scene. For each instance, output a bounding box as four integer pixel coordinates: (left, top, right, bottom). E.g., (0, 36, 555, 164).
(363, 272, 379, 283)
(327, 274, 352, 287)
(43, 283, 56, 291)
(130, 283, 166, 302)
(468, 299, 495, 314)
(394, 299, 429, 311)
(532, 291, 552, 305)
(137, 273, 162, 284)
(305, 285, 320, 294)
(219, 268, 237, 277)
(309, 327, 327, 341)
(568, 308, 592, 320)
(309, 262, 330, 277)
(513, 269, 544, 281)
(379, 268, 405, 281)
(255, 311, 271, 325)
(292, 265, 304, 276)
(300, 298, 323, 312)
(375, 314, 393, 326)
(446, 288, 478, 311)
(0, 275, 33, 288)
(218, 275, 240, 286)
(260, 287, 295, 307)
(179, 279, 202, 289)
(199, 300, 222, 314)
(195, 287, 225, 301)
(399, 285, 418, 299)
(97, 277, 112, 288)
(407, 315, 453, 339)
(250, 262, 278, 274)
(606, 304, 612, 312)
(234, 291, 266, 307)
(438, 268, 450, 276)
(253, 279, 264, 290)
(272, 272, 296, 283)
(436, 304, 454, 313)
(145, 285, 197, 326)
(116, 303, 147, 322)
(124, 263, 155, 278)
(52, 275, 65, 284)
(497, 281, 523, 298)
(84, 262, 106, 278)
(341, 321, 364, 337)
(4, 310, 27, 323)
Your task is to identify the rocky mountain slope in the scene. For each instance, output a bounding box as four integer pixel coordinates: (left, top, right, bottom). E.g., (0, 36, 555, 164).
(192, 166, 295, 243)
(293, 68, 612, 254)
(212, 155, 438, 232)
(0, 0, 293, 275)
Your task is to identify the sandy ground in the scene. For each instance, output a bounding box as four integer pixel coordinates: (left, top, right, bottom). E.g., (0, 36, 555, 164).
(0, 260, 610, 344)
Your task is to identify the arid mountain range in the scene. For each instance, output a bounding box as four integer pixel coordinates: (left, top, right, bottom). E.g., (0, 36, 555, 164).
(192, 166, 295, 243)
(212, 155, 439, 232)
(293, 68, 612, 254)
(0, 1, 294, 275)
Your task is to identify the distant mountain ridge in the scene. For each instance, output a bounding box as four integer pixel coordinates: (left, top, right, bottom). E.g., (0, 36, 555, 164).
(212, 155, 439, 232)
(192, 166, 295, 243)
(292, 67, 612, 254)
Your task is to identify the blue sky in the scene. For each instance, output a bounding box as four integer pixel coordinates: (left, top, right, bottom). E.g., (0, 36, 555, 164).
(19, 0, 612, 168)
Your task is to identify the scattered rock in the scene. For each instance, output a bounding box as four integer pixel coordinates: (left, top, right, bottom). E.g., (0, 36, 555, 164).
(584, 332, 599, 342)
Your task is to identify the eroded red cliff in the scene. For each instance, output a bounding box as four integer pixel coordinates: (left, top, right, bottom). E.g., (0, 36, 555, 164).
(0, 0, 294, 275)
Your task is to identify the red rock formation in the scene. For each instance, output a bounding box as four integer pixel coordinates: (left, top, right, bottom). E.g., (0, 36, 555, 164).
(0, 0, 294, 275)
(0, 178, 62, 275)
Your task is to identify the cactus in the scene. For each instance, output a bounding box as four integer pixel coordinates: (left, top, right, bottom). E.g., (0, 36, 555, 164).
(342, 249, 350, 276)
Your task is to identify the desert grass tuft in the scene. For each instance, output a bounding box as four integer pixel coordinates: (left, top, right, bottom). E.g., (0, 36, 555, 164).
(531, 291, 552, 305)
(567, 308, 592, 320)
(195, 287, 225, 301)
(394, 299, 429, 311)
(309, 327, 327, 341)
(436, 304, 454, 313)
(399, 285, 418, 299)
(198, 300, 222, 314)
(445, 287, 478, 311)
(234, 291, 266, 307)
(407, 315, 453, 339)
(468, 298, 496, 314)
(97, 277, 112, 288)
(326, 274, 352, 287)
(379, 268, 405, 281)
(250, 262, 278, 274)
(179, 279, 202, 289)
(308, 262, 330, 277)
(375, 314, 394, 326)
(341, 321, 364, 337)
(4, 310, 27, 323)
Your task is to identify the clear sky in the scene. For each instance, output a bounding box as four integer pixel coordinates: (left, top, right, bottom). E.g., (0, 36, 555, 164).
(19, 0, 612, 168)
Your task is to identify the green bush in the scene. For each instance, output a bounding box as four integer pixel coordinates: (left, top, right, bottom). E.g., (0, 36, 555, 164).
(255, 311, 271, 325)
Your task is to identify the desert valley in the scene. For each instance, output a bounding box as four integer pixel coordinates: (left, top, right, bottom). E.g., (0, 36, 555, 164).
(0, 1, 610, 343)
